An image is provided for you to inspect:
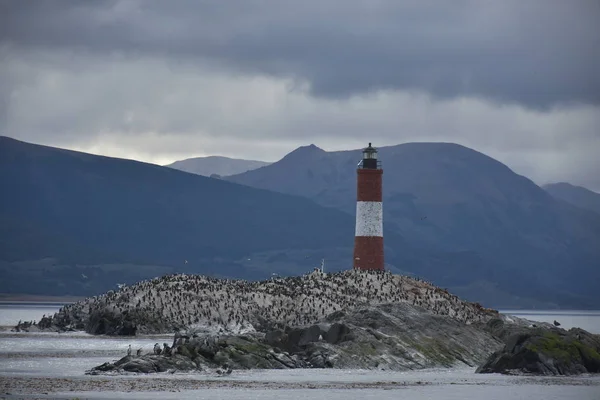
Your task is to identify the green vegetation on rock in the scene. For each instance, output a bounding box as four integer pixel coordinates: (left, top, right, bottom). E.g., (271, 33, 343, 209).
(527, 332, 600, 364)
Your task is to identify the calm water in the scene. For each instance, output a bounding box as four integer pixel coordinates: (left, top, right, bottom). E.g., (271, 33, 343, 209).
(0, 301, 64, 326)
(1, 303, 599, 399)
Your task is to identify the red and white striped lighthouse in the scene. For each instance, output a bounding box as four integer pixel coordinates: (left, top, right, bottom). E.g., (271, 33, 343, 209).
(353, 143, 384, 271)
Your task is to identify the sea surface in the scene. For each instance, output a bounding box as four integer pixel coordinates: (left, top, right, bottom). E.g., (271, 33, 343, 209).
(1, 303, 599, 399)
(0, 301, 64, 327)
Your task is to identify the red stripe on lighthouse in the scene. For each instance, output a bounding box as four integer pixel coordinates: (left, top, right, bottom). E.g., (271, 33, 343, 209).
(356, 169, 383, 202)
(353, 236, 384, 270)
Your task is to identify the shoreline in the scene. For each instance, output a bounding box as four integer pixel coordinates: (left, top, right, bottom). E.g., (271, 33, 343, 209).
(0, 294, 86, 303)
(1, 371, 599, 397)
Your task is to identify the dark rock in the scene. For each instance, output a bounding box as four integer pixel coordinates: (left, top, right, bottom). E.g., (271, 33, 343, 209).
(12, 321, 41, 333)
(86, 311, 137, 336)
(267, 303, 501, 371)
(188, 336, 220, 360)
(304, 347, 334, 368)
(88, 354, 198, 374)
(325, 323, 353, 344)
(272, 323, 353, 351)
(298, 325, 325, 346)
(476, 324, 600, 376)
(265, 329, 285, 347)
(89, 333, 309, 375)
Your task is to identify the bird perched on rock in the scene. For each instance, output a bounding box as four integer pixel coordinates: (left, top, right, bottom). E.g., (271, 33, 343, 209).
(136, 348, 142, 356)
(127, 344, 132, 356)
(154, 343, 162, 355)
(553, 320, 561, 327)
(216, 364, 232, 376)
(163, 343, 172, 356)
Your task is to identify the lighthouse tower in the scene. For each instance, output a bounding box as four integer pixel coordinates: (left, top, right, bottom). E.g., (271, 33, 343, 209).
(353, 143, 384, 271)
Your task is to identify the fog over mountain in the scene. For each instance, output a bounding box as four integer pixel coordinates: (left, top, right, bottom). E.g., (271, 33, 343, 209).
(166, 156, 270, 177)
(543, 182, 600, 215)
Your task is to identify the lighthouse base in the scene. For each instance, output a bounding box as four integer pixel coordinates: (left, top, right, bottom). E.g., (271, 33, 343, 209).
(353, 236, 384, 271)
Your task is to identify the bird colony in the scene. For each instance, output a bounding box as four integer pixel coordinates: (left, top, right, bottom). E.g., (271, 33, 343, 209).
(55, 270, 497, 335)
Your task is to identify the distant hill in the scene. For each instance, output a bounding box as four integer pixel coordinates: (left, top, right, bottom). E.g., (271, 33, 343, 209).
(0, 137, 354, 295)
(0, 136, 428, 298)
(543, 182, 600, 215)
(227, 142, 600, 308)
(166, 155, 270, 177)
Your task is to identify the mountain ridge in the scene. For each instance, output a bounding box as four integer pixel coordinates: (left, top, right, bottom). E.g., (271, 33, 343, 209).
(166, 155, 270, 177)
(0, 136, 358, 295)
(543, 182, 600, 215)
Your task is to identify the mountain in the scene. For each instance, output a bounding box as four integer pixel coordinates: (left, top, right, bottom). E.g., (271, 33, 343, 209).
(3, 136, 599, 308)
(543, 182, 600, 215)
(166, 155, 270, 177)
(3, 137, 456, 299)
(0, 137, 366, 296)
(227, 143, 600, 308)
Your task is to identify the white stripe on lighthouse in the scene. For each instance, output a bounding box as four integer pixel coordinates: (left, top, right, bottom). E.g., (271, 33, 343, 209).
(355, 201, 383, 237)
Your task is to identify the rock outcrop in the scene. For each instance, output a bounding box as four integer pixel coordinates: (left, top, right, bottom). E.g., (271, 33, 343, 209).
(88, 302, 503, 374)
(91, 354, 199, 374)
(89, 334, 306, 374)
(24, 270, 498, 336)
(476, 319, 600, 375)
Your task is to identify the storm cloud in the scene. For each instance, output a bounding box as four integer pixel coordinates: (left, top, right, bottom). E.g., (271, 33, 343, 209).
(3, 0, 599, 108)
(1, 1, 599, 190)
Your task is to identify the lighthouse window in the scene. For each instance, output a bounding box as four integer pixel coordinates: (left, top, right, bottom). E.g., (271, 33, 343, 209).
(364, 152, 377, 159)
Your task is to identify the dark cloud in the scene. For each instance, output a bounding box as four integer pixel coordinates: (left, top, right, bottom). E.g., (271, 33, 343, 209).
(1, 1, 599, 192)
(2, 0, 599, 109)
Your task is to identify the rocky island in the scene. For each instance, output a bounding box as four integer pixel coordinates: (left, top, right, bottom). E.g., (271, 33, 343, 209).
(14, 270, 600, 376)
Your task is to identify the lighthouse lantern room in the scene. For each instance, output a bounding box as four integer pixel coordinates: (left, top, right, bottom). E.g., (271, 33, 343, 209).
(360, 142, 379, 169)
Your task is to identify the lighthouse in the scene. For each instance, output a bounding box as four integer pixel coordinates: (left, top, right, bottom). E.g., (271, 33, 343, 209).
(353, 143, 384, 271)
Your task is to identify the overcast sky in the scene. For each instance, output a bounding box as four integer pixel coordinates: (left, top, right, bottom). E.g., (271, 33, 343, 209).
(1, 1, 599, 190)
